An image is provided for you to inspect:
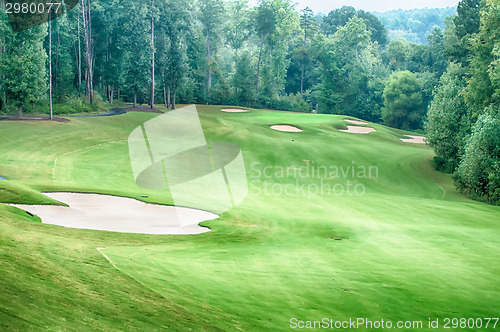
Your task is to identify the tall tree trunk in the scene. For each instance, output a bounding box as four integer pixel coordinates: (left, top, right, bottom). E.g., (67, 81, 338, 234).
(163, 84, 167, 107)
(82, 0, 93, 103)
(300, 55, 305, 99)
(77, 14, 81, 97)
(49, 12, 53, 120)
(171, 78, 176, 110)
(0, 1, 4, 111)
(150, 0, 155, 108)
(55, 28, 60, 92)
(16, 42, 22, 117)
(206, 27, 212, 94)
(167, 85, 171, 108)
(133, 78, 137, 107)
(255, 38, 264, 95)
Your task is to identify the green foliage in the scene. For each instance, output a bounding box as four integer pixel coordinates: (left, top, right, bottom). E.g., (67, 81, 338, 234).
(382, 71, 425, 130)
(0, 24, 48, 116)
(317, 17, 384, 121)
(232, 51, 255, 106)
(321, 6, 388, 45)
(374, 7, 457, 44)
(445, 0, 484, 65)
(454, 108, 500, 204)
(466, 1, 500, 110)
(425, 64, 472, 173)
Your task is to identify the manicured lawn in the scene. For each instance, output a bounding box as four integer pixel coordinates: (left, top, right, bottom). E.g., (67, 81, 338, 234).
(0, 105, 499, 331)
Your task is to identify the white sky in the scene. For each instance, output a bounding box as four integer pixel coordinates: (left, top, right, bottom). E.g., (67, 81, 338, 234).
(247, 0, 460, 14)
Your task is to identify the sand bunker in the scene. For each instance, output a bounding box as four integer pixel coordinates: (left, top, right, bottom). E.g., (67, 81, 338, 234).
(221, 109, 250, 113)
(400, 135, 426, 144)
(339, 126, 376, 134)
(9, 193, 218, 235)
(270, 125, 303, 132)
(344, 118, 369, 125)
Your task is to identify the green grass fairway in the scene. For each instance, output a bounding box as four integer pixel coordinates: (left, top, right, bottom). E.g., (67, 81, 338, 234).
(1, 105, 499, 331)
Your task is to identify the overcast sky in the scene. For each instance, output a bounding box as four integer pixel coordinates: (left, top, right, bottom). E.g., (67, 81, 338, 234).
(247, 0, 460, 14)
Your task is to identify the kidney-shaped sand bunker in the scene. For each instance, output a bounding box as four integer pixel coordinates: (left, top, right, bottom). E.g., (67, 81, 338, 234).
(10, 192, 218, 235)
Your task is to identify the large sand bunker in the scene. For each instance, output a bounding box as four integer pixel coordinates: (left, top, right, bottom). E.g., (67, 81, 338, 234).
(221, 109, 250, 113)
(400, 135, 426, 144)
(10, 193, 218, 235)
(270, 125, 303, 132)
(344, 119, 369, 125)
(339, 126, 376, 134)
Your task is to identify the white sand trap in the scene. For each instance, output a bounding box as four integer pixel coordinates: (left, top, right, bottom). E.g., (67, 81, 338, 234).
(9, 193, 218, 235)
(270, 125, 303, 132)
(221, 109, 250, 113)
(344, 118, 369, 125)
(339, 126, 376, 134)
(401, 135, 426, 144)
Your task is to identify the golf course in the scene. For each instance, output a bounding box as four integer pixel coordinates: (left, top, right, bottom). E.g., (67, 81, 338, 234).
(1, 105, 499, 330)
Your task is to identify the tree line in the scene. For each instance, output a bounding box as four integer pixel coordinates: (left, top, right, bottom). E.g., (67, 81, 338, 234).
(0, 0, 498, 204)
(1, 0, 447, 122)
(426, 0, 499, 205)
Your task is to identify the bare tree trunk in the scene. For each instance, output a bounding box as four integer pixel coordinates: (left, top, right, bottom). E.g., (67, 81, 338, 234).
(167, 85, 170, 108)
(0, 0, 4, 111)
(16, 43, 22, 117)
(77, 14, 81, 97)
(300, 56, 304, 99)
(171, 79, 176, 110)
(133, 77, 137, 107)
(49, 11, 53, 120)
(82, 0, 93, 103)
(55, 28, 60, 92)
(163, 85, 167, 107)
(206, 27, 211, 94)
(150, 0, 155, 108)
(255, 38, 264, 95)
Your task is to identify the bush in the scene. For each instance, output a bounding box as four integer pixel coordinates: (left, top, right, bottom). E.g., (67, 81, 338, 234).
(258, 93, 312, 113)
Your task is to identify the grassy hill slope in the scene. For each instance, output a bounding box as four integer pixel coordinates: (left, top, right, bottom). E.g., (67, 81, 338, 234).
(0, 105, 498, 331)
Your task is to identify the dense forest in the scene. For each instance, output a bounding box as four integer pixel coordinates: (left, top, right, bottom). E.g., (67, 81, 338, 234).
(374, 7, 457, 44)
(0, 0, 498, 204)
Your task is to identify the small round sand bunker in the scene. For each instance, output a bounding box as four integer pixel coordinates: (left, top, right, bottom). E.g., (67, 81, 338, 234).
(400, 135, 426, 144)
(339, 126, 376, 134)
(344, 119, 369, 125)
(270, 125, 303, 133)
(221, 109, 250, 113)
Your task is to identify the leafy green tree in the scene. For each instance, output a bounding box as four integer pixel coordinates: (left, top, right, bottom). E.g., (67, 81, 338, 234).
(225, 0, 251, 54)
(446, 0, 484, 65)
(158, 0, 190, 109)
(382, 71, 425, 130)
(454, 108, 500, 204)
(425, 64, 472, 172)
(232, 50, 254, 106)
(253, 0, 276, 96)
(198, 0, 224, 94)
(122, 0, 152, 107)
(466, 0, 500, 110)
(1, 25, 47, 117)
(317, 17, 383, 120)
(322, 6, 388, 45)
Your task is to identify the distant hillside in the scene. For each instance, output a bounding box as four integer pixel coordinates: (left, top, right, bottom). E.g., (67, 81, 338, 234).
(374, 7, 457, 44)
